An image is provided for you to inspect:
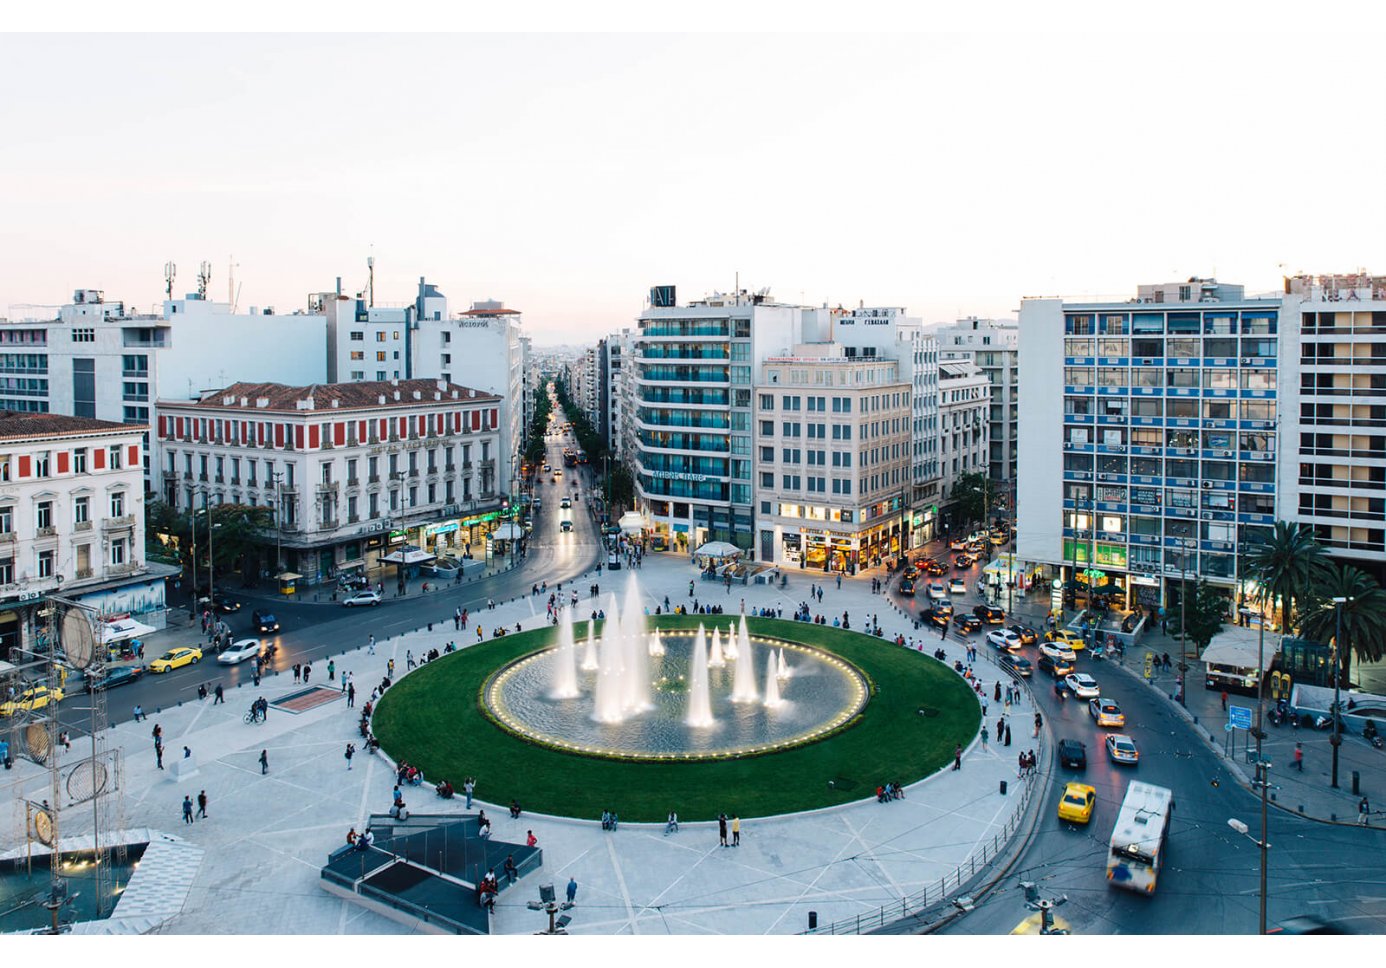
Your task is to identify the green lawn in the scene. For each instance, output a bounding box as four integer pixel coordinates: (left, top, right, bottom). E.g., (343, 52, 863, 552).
(372, 615, 978, 822)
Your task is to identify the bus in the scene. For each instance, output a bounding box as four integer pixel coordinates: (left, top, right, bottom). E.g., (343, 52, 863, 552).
(562, 450, 578, 468)
(1106, 781, 1174, 894)
(576, 451, 588, 464)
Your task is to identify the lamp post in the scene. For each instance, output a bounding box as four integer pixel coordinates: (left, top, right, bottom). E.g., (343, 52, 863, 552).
(1177, 560, 1189, 706)
(1330, 596, 1352, 789)
(202, 490, 216, 609)
(1252, 589, 1270, 936)
(1227, 819, 1269, 934)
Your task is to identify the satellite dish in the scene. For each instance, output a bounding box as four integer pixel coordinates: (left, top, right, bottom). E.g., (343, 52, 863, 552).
(62, 609, 96, 670)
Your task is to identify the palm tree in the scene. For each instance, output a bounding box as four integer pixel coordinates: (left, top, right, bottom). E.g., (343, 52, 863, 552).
(1297, 564, 1386, 687)
(1243, 520, 1331, 634)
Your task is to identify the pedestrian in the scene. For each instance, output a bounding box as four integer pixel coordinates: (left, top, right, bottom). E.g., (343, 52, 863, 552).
(1004, 724, 1012, 747)
(1220, 690, 1228, 712)
(182, 795, 194, 824)
(836, 574, 842, 589)
(183, 745, 191, 759)
(1293, 742, 1304, 771)
(526, 830, 537, 847)
(293, 663, 301, 683)
(213, 684, 224, 704)
(368, 634, 376, 655)
(388, 659, 395, 678)
(347, 683, 356, 708)
(731, 815, 741, 846)
(133, 703, 144, 722)
(566, 877, 578, 904)
(328, 660, 336, 681)
(259, 749, 269, 775)
(504, 854, 518, 884)
(1360, 797, 1372, 826)
(981, 724, 990, 748)
(1033, 711, 1043, 737)
(464, 777, 475, 810)
(197, 789, 208, 819)
(939, 619, 947, 640)
(303, 663, 311, 683)
(994, 682, 1001, 702)
(1017, 752, 1026, 777)
(954, 744, 963, 770)
(718, 812, 728, 846)
(155, 743, 164, 770)
(345, 743, 355, 770)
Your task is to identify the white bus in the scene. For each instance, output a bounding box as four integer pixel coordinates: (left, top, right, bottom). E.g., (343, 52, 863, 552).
(1106, 781, 1175, 894)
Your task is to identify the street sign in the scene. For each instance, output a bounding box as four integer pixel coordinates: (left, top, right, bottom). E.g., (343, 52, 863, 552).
(1229, 705, 1253, 730)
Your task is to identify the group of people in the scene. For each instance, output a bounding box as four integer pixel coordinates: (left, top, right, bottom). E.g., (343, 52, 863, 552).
(396, 762, 423, 786)
(247, 696, 269, 723)
(875, 781, 907, 803)
(600, 809, 620, 831)
(1017, 750, 1038, 777)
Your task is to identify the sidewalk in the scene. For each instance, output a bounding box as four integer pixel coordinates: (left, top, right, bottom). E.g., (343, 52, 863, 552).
(2, 552, 1047, 935)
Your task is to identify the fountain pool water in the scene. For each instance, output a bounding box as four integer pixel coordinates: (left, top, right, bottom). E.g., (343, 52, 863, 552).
(686, 624, 714, 727)
(707, 627, 726, 668)
(763, 651, 782, 708)
(549, 609, 580, 699)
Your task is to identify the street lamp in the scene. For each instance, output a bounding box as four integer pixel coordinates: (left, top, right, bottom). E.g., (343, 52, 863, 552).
(1330, 596, 1353, 789)
(1227, 818, 1269, 934)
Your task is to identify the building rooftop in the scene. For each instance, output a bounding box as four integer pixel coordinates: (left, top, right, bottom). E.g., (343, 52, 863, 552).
(170, 379, 499, 413)
(0, 410, 144, 442)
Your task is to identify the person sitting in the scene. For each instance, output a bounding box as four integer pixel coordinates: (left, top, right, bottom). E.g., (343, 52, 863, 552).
(665, 811, 679, 835)
(1365, 719, 1379, 741)
(609, 811, 619, 831)
(365, 735, 380, 754)
(436, 780, 455, 799)
(406, 765, 422, 785)
(389, 797, 407, 820)
(357, 828, 373, 851)
(509, 799, 522, 819)
(478, 818, 492, 839)
(601, 809, 611, 830)
(346, 827, 358, 846)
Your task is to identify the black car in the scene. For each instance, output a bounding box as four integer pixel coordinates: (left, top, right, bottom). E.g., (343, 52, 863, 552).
(207, 593, 241, 614)
(84, 665, 146, 693)
(1058, 738, 1087, 769)
(953, 614, 983, 634)
(252, 610, 280, 634)
(999, 654, 1033, 677)
(973, 604, 1005, 624)
(1037, 653, 1075, 679)
(924, 608, 950, 629)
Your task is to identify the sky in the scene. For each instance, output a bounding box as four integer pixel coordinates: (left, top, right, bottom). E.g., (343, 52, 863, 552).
(3, 19, 1386, 346)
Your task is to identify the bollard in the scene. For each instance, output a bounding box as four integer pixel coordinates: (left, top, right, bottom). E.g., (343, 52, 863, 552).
(999, 779, 1008, 796)
(808, 911, 818, 930)
(1353, 771, 1361, 796)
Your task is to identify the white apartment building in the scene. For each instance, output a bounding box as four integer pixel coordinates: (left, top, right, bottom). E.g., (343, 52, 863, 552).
(156, 379, 504, 586)
(934, 317, 1019, 486)
(0, 412, 163, 658)
(598, 331, 633, 458)
(754, 350, 911, 571)
(936, 360, 991, 534)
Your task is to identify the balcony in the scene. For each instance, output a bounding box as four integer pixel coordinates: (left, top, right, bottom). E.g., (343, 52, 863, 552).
(347, 476, 360, 487)
(368, 474, 381, 484)
(36, 525, 57, 538)
(0, 531, 12, 543)
(75, 520, 93, 532)
(75, 567, 93, 580)
(103, 515, 136, 530)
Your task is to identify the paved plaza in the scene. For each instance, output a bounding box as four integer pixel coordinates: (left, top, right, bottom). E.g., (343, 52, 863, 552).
(1, 554, 1043, 935)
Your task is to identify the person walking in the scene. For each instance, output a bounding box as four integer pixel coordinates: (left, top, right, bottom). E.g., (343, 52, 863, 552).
(155, 742, 164, 770)
(293, 663, 301, 683)
(1293, 742, 1304, 771)
(1360, 796, 1372, 826)
(303, 664, 312, 683)
(718, 813, 728, 847)
(182, 795, 195, 824)
(328, 660, 336, 682)
(406, 651, 414, 671)
(566, 877, 578, 904)
(368, 634, 376, 656)
(1004, 724, 1012, 747)
(953, 744, 963, 770)
(213, 684, 224, 705)
(1220, 690, 1228, 712)
(1033, 711, 1043, 738)
(731, 815, 741, 846)
(197, 790, 208, 819)
(347, 682, 356, 708)
(836, 573, 842, 590)
(388, 659, 395, 678)
(981, 724, 990, 748)
(464, 777, 475, 810)
(345, 743, 355, 770)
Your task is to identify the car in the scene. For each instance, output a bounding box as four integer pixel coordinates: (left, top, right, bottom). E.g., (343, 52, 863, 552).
(924, 608, 950, 629)
(953, 614, 982, 634)
(0, 684, 65, 717)
(986, 628, 1023, 651)
(1037, 654, 1075, 679)
(1008, 624, 1038, 645)
(949, 539, 969, 551)
(209, 593, 241, 613)
(899, 578, 916, 596)
(1039, 641, 1077, 663)
(927, 583, 946, 600)
(149, 647, 203, 673)
(541, 464, 551, 472)
(953, 554, 976, 568)
(1106, 734, 1140, 764)
(343, 591, 382, 607)
(990, 533, 1009, 546)
(948, 578, 967, 595)
(1045, 628, 1087, 650)
(560, 520, 573, 532)
(251, 610, 281, 634)
(84, 665, 145, 693)
(1089, 698, 1125, 727)
(973, 604, 1005, 624)
(218, 638, 264, 665)
(533, 497, 543, 509)
(999, 654, 1033, 677)
(1057, 738, 1087, 769)
(934, 599, 954, 616)
(921, 559, 947, 576)
(560, 497, 571, 509)
(554, 469, 563, 477)
(1064, 673, 1100, 698)
(903, 567, 920, 581)
(1057, 782, 1098, 824)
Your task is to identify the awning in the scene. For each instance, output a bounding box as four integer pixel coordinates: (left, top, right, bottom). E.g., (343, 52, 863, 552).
(619, 510, 646, 532)
(1200, 626, 1281, 670)
(695, 541, 742, 558)
(492, 523, 524, 541)
(98, 618, 156, 646)
(380, 546, 437, 565)
(275, 572, 303, 581)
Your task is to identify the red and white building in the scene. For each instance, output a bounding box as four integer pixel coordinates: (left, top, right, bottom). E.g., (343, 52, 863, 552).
(0, 411, 159, 660)
(156, 379, 504, 585)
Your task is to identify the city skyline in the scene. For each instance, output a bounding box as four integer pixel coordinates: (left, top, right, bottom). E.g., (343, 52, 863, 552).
(4, 30, 1384, 344)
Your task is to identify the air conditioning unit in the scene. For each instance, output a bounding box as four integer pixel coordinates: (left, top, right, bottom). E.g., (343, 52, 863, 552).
(1202, 511, 1212, 520)
(1098, 473, 1109, 481)
(1241, 358, 1253, 365)
(1202, 481, 1213, 489)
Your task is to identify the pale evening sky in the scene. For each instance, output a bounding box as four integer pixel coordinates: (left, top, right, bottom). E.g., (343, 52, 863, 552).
(3, 21, 1385, 346)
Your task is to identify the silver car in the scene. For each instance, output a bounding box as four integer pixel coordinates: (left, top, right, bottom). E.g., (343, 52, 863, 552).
(1064, 673, 1100, 698)
(217, 638, 263, 665)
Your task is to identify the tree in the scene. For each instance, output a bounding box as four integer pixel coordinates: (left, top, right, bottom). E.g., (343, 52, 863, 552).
(951, 472, 993, 530)
(144, 499, 274, 587)
(1297, 564, 1386, 687)
(1168, 580, 1227, 654)
(1243, 520, 1331, 635)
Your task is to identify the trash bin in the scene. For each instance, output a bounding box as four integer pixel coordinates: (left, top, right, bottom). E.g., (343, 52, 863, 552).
(999, 779, 1008, 796)
(808, 911, 818, 930)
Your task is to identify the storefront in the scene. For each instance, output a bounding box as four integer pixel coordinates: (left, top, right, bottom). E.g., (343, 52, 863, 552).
(907, 505, 938, 551)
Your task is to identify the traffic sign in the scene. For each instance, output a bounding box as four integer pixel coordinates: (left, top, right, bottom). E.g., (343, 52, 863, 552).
(1229, 705, 1253, 730)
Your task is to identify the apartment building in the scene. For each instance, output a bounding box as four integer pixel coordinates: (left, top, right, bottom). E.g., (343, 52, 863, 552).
(0, 412, 162, 659)
(1017, 280, 1286, 613)
(754, 350, 911, 570)
(934, 317, 1019, 486)
(937, 360, 991, 533)
(155, 379, 503, 586)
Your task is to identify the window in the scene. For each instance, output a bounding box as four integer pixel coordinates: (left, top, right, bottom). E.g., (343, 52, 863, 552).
(376, 351, 387, 362)
(760, 471, 774, 487)
(110, 537, 127, 566)
(74, 495, 89, 525)
(376, 332, 387, 342)
(109, 445, 124, 469)
(350, 351, 364, 360)
(0, 556, 11, 584)
(36, 500, 52, 530)
(110, 491, 125, 517)
(35, 451, 51, 477)
(759, 394, 774, 410)
(350, 331, 364, 341)
(759, 446, 774, 462)
(393, 331, 400, 341)
(0, 506, 10, 533)
(781, 474, 801, 490)
(37, 549, 54, 578)
(71, 328, 95, 342)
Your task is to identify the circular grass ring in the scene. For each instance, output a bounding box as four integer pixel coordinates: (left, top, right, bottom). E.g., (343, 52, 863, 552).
(372, 615, 979, 822)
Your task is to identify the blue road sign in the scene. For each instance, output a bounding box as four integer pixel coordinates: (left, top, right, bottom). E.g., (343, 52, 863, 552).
(1229, 705, 1253, 730)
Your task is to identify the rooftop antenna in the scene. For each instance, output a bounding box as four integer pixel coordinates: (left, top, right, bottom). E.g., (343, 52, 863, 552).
(368, 250, 375, 308)
(228, 256, 240, 309)
(164, 261, 176, 300)
(197, 261, 212, 300)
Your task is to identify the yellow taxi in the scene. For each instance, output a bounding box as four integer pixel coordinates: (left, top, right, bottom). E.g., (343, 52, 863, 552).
(0, 684, 65, 718)
(1057, 782, 1097, 824)
(1044, 628, 1087, 650)
(149, 646, 203, 674)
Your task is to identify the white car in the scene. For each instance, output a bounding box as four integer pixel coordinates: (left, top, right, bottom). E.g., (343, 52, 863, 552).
(1039, 641, 1078, 663)
(948, 578, 967, 595)
(560, 497, 571, 509)
(986, 629, 1023, 652)
(949, 539, 969, 551)
(927, 583, 947, 600)
(217, 638, 263, 665)
(343, 591, 382, 607)
(1064, 673, 1100, 699)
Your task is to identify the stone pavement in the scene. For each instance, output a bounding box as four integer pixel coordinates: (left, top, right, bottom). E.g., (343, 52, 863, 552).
(0, 552, 1046, 935)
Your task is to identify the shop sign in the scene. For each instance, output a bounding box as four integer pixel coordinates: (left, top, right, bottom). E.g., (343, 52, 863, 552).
(388, 529, 408, 545)
(427, 522, 459, 536)
(650, 470, 708, 482)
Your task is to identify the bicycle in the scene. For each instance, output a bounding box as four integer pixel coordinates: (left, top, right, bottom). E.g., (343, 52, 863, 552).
(244, 710, 265, 725)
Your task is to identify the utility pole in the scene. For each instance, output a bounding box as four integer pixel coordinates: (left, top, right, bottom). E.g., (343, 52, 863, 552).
(1253, 603, 1270, 935)
(204, 489, 216, 609)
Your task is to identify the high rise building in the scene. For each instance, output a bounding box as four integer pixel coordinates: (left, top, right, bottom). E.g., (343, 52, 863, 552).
(933, 317, 1019, 486)
(936, 359, 992, 534)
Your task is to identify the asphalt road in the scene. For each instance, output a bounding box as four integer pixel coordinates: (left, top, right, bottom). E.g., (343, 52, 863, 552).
(887, 544, 1386, 935)
(55, 420, 605, 731)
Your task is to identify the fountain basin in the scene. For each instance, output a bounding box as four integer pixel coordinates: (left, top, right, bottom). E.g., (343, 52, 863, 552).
(483, 635, 869, 762)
